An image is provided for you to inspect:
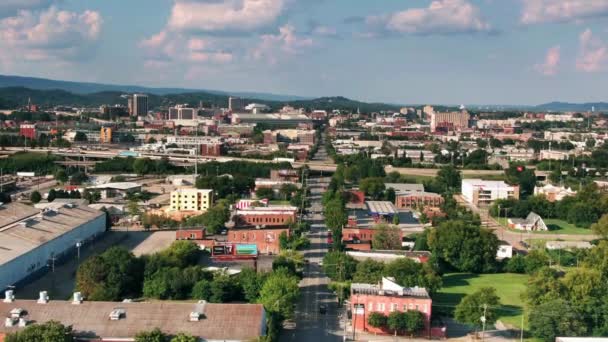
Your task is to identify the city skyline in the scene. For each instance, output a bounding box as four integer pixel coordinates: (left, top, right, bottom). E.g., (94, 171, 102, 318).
(1, 0, 608, 105)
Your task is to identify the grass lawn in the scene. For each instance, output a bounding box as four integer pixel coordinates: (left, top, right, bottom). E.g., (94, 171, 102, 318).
(269, 200, 291, 205)
(496, 217, 593, 235)
(434, 273, 530, 329)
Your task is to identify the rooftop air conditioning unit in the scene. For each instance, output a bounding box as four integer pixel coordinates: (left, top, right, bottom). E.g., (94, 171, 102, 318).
(18, 318, 28, 327)
(72, 292, 83, 304)
(4, 317, 15, 327)
(4, 290, 14, 303)
(109, 308, 126, 321)
(9, 308, 24, 319)
(189, 311, 201, 322)
(37, 291, 48, 304)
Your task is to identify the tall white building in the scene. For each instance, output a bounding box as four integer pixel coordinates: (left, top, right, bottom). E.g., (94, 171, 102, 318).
(461, 179, 519, 206)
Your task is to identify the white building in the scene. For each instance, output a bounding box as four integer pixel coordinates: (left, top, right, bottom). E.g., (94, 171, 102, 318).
(539, 150, 571, 161)
(496, 244, 513, 260)
(534, 184, 576, 202)
(170, 188, 213, 212)
(461, 179, 519, 206)
(0, 202, 106, 291)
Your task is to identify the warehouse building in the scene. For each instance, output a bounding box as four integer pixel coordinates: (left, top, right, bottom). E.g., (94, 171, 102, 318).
(0, 296, 266, 341)
(0, 202, 106, 292)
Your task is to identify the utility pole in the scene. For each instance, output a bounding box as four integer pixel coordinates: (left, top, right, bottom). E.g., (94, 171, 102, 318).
(480, 304, 487, 342)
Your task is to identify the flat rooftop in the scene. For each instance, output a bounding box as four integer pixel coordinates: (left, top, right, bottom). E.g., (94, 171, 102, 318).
(366, 201, 397, 215)
(0, 300, 265, 340)
(0, 202, 104, 266)
(385, 183, 424, 194)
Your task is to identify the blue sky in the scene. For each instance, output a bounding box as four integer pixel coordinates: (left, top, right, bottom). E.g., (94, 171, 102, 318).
(1, 0, 608, 105)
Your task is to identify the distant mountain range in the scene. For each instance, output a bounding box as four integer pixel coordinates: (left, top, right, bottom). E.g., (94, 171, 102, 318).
(533, 101, 608, 112)
(0, 74, 310, 102)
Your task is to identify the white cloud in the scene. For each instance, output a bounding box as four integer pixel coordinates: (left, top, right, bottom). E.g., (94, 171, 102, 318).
(167, 0, 286, 33)
(576, 29, 608, 72)
(521, 0, 608, 24)
(534, 45, 560, 76)
(0, 6, 102, 61)
(367, 0, 491, 36)
(140, 30, 234, 65)
(251, 24, 313, 64)
(0, 0, 55, 18)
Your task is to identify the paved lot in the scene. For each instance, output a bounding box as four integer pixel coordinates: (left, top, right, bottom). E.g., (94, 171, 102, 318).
(14, 230, 176, 300)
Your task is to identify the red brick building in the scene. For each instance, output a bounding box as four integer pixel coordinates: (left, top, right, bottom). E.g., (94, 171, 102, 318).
(350, 277, 432, 337)
(395, 191, 444, 210)
(228, 227, 288, 255)
(234, 206, 298, 227)
(342, 226, 404, 251)
(176, 229, 205, 240)
(270, 169, 300, 183)
(19, 123, 36, 139)
(200, 143, 222, 156)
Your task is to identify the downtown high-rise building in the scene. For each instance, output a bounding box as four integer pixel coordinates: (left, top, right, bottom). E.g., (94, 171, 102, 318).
(131, 94, 148, 116)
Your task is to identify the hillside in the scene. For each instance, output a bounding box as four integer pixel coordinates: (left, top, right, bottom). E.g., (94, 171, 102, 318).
(0, 74, 308, 101)
(0, 87, 402, 113)
(534, 101, 608, 112)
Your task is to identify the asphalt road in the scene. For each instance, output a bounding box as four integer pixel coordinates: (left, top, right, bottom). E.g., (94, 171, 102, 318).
(282, 175, 344, 342)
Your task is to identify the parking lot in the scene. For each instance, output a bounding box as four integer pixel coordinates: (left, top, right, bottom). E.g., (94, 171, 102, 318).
(14, 230, 176, 300)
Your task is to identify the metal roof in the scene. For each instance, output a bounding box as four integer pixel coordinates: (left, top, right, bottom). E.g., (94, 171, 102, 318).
(366, 201, 397, 215)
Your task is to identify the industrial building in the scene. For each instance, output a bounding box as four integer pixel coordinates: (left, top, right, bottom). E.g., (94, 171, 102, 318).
(0, 202, 106, 292)
(0, 296, 266, 341)
(231, 113, 312, 127)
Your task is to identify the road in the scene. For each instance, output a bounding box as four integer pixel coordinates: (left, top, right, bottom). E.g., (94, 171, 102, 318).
(283, 135, 343, 341)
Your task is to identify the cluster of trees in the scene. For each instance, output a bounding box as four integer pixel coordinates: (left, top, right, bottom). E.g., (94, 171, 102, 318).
(94, 157, 184, 175)
(426, 220, 500, 273)
(523, 241, 608, 341)
(491, 183, 607, 228)
(75, 241, 300, 330)
(185, 201, 231, 234)
(134, 329, 197, 342)
(322, 252, 442, 295)
(367, 310, 426, 337)
(197, 174, 253, 200)
(279, 222, 311, 250)
(4, 321, 74, 342)
(0, 151, 59, 174)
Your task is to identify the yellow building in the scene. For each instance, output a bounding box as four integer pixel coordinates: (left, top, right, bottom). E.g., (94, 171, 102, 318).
(100, 127, 112, 144)
(170, 188, 213, 212)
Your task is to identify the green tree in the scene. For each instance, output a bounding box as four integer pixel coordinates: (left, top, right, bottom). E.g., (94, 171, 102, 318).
(74, 131, 88, 142)
(54, 169, 69, 183)
(372, 224, 402, 250)
(70, 171, 88, 185)
(324, 198, 347, 231)
(524, 250, 550, 274)
(404, 310, 426, 336)
(529, 300, 587, 342)
(367, 312, 388, 331)
(133, 158, 156, 176)
(428, 220, 499, 273)
(191, 278, 213, 301)
(322, 251, 357, 282)
(383, 258, 442, 295)
(591, 213, 608, 239)
(127, 199, 141, 217)
(47, 188, 57, 202)
(359, 177, 386, 200)
(238, 268, 264, 303)
(135, 328, 167, 342)
(76, 246, 143, 301)
(387, 311, 407, 336)
(392, 214, 400, 225)
(505, 165, 536, 199)
(353, 259, 384, 284)
(454, 287, 500, 328)
(5, 321, 74, 342)
(258, 269, 300, 319)
(524, 267, 566, 307)
(170, 333, 197, 342)
(30, 190, 42, 203)
(256, 187, 275, 199)
(210, 274, 240, 303)
(436, 165, 462, 192)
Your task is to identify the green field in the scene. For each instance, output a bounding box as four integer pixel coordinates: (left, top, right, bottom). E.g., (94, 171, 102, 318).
(463, 174, 506, 181)
(497, 217, 593, 235)
(434, 273, 530, 328)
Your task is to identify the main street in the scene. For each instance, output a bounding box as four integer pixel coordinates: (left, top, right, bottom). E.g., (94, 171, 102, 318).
(282, 175, 343, 342)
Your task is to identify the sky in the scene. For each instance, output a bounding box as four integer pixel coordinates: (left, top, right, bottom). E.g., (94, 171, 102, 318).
(0, 0, 608, 106)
